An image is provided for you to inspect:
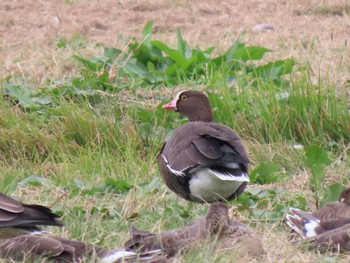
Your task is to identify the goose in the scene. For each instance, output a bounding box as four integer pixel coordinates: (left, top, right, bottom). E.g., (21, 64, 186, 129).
(125, 203, 264, 259)
(0, 193, 158, 262)
(158, 90, 250, 203)
(286, 187, 350, 251)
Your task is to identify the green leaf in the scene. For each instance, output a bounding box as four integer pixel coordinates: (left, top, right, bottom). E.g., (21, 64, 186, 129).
(244, 186, 262, 195)
(73, 178, 87, 189)
(18, 175, 52, 187)
(104, 178, 132, 194)
(305, 145, 331, 166)
(124, 59, 148, 77)
(254, 59, 295, 80)
(233, 45, 271, 61)
(73, 55, 104, 72)
(152, 40, 185, 63)
(142, 176, 163, 192)
(250, 162, 281, 184)
(304, 145, 331, 208)
(2, 82, 39, 109)
(223, 38, 244, 61)
(32, 96, 52, 105)
(320, 183, 345, 206)
(177, 28, 192, 58)
(142, 21, 154, 47)
(103, 47, 122, 62)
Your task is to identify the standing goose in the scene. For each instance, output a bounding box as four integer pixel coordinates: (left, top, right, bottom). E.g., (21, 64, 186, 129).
(0, 193, 156, 262)
(158, 90, 250, 203)
(286, 188, 350, 250)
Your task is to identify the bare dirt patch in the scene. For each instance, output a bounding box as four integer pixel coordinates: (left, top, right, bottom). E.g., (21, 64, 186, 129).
(1, 0, 350, 87)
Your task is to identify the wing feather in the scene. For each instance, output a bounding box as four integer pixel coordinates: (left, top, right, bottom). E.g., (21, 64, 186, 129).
(161, 122, 249, 174)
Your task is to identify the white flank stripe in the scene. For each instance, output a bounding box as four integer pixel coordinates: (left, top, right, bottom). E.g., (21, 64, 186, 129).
(210, 169, 250, 182)
(162, 154, 185, 176)
(101, 251, 136, 263)
(304, 220, 320, 238)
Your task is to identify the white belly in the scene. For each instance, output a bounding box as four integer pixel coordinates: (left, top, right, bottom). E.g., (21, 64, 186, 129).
(189, 168, 243, 202)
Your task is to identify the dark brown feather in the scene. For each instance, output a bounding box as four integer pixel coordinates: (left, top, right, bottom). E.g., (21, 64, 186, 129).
(161, 122, 249, 172)
(0, 234, 140, 262)
(0, 193, 63, 239)
(309, 223, 350, 252)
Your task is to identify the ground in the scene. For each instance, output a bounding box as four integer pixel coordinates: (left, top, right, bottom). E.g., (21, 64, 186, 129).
(1, 0, 350, 87)
(1, 0, 350, 262)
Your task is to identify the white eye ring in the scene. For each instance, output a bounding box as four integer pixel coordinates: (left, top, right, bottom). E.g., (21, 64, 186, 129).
(181, 95, 187, 101)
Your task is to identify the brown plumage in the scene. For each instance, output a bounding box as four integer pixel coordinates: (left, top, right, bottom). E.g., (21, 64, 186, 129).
(0, 193, 157, 262)
(0, 234, 141, 262)
(286, 188, 350, 251)
(158, 90, 250, 203)
(0, 193, 63, 239)
(311, 188, 350, 224)
(310, 223, 350, 251)
(125, 203, 264, 259)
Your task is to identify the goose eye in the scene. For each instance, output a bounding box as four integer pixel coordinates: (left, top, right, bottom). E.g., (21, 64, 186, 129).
(181, 95, 187, 101)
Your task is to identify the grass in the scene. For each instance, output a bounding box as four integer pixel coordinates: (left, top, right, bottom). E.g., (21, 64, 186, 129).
(1, 21, 350, 263)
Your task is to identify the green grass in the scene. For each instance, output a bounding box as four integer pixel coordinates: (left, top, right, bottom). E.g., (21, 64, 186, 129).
(1, 22, 350, 262)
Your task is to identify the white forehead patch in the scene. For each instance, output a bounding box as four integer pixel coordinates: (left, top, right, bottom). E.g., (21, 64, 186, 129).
(173, 90, 189, 102)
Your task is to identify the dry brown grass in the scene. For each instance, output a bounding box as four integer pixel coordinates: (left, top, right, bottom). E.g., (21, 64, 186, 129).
(1, 0, 350, 88)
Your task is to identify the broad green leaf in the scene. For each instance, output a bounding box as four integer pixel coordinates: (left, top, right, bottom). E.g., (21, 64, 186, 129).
(320, 183, 345, 206)
(32, 96, 52, 105)
(142, 21, 154, 47)
(103, 47, 122, 62)
(2, 82, 39, 109)
(250, 162, 281, 184)
(234, 46, 271, 61)
(203, 46, 216, 55)
(142, 176, 163, 192)
(177, 28, 192, 58)
(18, 175, 52, 186)
(104, 178, 132, 194)
(254, 59, 295, 80)
(223, 39, 244, 61)
(98, 71, 109, 83)
(152, 41, 185, 62)
(73, 55, 104, 72)
(124, 59, 148, 76)
(244, 186, 262, 195)
(305, 145, 331, 166)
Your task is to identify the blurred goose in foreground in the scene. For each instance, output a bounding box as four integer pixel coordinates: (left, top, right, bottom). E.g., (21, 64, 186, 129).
(286, 188, 350, 251)
(0, 193, 160, 262)
(125, 203, 264, 259)
(0, 192, 63, 239)
(158, 90, 250, 203)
